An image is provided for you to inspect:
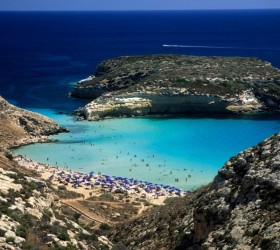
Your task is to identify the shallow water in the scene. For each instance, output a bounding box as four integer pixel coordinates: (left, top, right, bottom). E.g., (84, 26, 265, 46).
(13, 109, 280, 190)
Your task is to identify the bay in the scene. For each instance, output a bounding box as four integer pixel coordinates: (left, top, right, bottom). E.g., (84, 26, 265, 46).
(13, 110, 280, 190)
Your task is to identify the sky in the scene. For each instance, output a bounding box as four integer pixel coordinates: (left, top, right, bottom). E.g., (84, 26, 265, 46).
(0, 0, 279, 11)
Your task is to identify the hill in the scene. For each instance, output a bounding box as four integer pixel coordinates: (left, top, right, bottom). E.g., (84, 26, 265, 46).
(110, 132, 280, 249)
(71, 55, 280, 120)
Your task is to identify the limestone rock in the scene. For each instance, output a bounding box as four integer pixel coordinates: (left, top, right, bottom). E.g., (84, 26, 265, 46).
(0, 96, 67, 150)
(72, 55, 280, 120)
(110, 133, 280, 249)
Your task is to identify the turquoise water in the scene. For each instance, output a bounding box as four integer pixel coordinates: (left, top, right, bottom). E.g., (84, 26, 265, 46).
(13, 109, 280, 190)
(3, 11, 280, 191)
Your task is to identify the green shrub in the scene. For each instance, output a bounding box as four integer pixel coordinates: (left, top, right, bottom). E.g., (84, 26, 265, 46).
(73, 212, 81, 222)
(0, 228, 5, 237)
(0, 201, 13, 217)
(16, 225, 28, 238)
(99, 223, 112, 231)
(7, 188, 20, 203)
(58, 185, 67, 191)
(6, 236, 15, 243)
(99, 193, 114, 201)
(163, 197, 176, 204)
(77, 232, 97, 242)
(57, 231, 70, 241)
(144, 201, 152, 206)
(4, 152, 13, 160)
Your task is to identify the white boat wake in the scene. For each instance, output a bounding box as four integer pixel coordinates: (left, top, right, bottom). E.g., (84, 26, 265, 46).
(162, 44, 279, 50)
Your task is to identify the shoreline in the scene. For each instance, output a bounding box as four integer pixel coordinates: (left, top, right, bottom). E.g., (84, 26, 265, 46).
(13, 154, 188, 206)
(75, 110, 280, 122)
(10, 136, 59, 149)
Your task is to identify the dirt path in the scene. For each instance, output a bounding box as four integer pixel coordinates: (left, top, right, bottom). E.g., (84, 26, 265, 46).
(135, 202, 145, 216)
(61, 198, 146, 227)
(61, 199, 109, 225)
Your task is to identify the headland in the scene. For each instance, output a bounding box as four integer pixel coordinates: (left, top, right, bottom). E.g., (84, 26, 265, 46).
(71, 55, 280, 120)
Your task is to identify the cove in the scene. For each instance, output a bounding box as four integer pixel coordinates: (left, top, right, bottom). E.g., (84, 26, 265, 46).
(13, 109, 280, 190)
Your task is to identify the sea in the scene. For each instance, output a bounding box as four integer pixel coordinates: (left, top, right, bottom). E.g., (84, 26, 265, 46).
(1, 10, 280, 190)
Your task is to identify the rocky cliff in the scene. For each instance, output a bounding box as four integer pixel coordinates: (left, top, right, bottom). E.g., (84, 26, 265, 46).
(71, 55, 280, 120)
(0, 153, 114, 250)
(0, 97, 113, 249)
(110, 132, 280, 250)
(0, 96, 67, 150)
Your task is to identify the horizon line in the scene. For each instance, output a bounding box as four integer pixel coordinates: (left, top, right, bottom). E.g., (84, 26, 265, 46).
(0, 8, 280, 12)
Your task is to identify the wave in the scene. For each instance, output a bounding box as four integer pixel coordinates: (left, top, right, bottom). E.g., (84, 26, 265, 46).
(163, 44, 236, 49)
(163, 44, 279, 50)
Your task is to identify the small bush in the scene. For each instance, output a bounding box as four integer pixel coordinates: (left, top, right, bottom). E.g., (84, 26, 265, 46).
(99, 193, 114, 201)
(163, 197, 176, 204)
(6, 236, 15, 243)
(0, 228, 5, 237)
(16, 225, 28, 238)
(58, 185, 67, 191)
(99, 223, 112, 231)
(72, 212, 81, 222)
(7, 188, 20, 203)
(77, 232, 97, 242)
(144, 201, 152, 206)
(112, 242, 128, 250)
(0, 201, 13, 217)
(21, 233, 43, 250)
(5, 152, 13, 160)
(57, 231, 70, 241)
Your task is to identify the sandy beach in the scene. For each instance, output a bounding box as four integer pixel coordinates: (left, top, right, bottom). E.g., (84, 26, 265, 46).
(13, 154, 186, 207)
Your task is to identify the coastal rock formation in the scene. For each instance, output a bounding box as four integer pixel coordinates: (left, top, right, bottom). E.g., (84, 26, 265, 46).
(0, 96, 67, 149)
(72, 55, 280, 120)
(0, 97, 115, 249)
(0, 154, 113, 250)
(110, 132, 280, 249)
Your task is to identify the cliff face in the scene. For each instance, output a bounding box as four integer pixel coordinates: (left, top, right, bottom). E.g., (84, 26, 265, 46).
(110, 132, 280, 250)
(71, 55, 280, 120)
(0, 152, 114, 250)
(0, 96, 67, 149)
(0, 98, 113, 249)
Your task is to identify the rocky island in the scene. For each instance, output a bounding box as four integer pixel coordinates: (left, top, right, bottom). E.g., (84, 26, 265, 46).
(71, 55, 280, 120)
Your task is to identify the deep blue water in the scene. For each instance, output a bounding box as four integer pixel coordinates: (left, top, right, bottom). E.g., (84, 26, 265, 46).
(1, 10, 280, 111)
(2, 10, 280, 189)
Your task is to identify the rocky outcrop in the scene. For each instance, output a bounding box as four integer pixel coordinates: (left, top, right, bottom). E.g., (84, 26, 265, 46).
(110, 132, 280, 249)
(0, 157, 113, 250)
(72, 55, 280, 120)
(0, 97, 114, 249)
(0, 96, 67, 149)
